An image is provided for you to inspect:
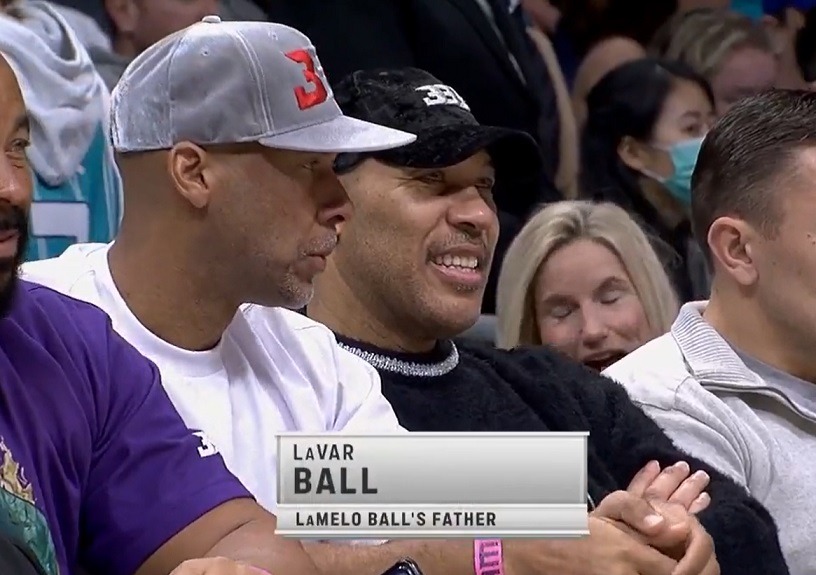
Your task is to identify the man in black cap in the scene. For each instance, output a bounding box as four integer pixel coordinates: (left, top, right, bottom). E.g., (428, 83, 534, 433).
(305, 67, 789, 575)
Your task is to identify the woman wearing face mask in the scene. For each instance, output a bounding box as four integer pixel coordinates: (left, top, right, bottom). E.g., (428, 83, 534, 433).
(580, 57, 715, 301)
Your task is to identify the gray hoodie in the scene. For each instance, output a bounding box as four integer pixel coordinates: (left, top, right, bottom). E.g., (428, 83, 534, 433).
(50, 3, 128, 91)
(0, 1, 111, 186)
(0, 1, 122, 261)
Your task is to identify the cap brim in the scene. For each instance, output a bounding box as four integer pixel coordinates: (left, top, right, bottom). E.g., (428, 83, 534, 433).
(376, 124, 542, 184)
(258, 115, 416, 153)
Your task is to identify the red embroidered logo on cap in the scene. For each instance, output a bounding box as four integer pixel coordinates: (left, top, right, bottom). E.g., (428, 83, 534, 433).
(286, 49, 329, 110)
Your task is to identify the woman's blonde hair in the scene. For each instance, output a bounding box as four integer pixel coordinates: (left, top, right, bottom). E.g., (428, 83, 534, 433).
(650, 8, 776, 80)
(495, 200, 679, 349)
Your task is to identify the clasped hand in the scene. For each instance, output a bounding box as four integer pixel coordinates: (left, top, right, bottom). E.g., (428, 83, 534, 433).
(507, 460, 720, 575)
(167, 461, 719, 575)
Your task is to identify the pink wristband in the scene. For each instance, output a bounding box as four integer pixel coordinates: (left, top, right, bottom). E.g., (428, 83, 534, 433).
(474, 539, 504, 575)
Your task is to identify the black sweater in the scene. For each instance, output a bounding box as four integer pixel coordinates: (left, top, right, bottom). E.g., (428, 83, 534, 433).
(336, 336, 790, 575)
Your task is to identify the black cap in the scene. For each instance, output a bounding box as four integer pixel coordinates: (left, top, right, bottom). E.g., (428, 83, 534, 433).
(333, 67, 542, 184)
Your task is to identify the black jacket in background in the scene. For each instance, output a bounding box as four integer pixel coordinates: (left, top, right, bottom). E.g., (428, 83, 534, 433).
(261, 0, 564, 312)
(262, 0, 560, 205)
(335, 334, 790, 575)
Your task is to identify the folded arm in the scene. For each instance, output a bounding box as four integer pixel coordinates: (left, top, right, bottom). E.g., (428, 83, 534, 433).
(89, 327, 319, 575)
(136, 499, 319, 575)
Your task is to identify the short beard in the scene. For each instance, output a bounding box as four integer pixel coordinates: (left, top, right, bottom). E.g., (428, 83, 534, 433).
(0, 264, 20, 318)
(0, 204, 29, 318)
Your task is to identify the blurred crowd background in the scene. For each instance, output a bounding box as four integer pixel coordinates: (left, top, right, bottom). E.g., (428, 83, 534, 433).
(5, 0, 816, 359)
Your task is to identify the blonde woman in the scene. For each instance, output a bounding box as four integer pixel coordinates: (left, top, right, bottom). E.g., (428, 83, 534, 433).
(650, 8, 778, 115)
(496, 201, 678, 371)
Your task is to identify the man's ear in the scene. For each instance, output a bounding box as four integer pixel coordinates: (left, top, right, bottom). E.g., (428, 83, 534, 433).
(707, 216, 760, 286)
(167, 142, 212, 209)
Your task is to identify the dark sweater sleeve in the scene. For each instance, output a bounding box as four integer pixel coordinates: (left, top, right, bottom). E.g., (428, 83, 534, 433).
(502, 346, 790, 575)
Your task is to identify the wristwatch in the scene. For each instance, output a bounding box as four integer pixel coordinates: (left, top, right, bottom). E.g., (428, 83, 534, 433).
(379, 558, 425, 575)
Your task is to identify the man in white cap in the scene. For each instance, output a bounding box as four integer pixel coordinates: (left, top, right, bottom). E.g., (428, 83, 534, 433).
(23, 3, 414, 538)
(0, 32, 323, 575)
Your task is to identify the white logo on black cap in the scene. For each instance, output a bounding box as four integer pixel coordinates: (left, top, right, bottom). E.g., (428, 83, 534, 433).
(415, 84, 470, 111)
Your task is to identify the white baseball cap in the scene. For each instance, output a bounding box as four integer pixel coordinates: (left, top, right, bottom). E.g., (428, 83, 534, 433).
(111, 15, 417, 153)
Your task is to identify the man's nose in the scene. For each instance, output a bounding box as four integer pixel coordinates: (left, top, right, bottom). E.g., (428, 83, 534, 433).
(0, 158, 26, 206)
(447, 186, 495, 236)
(318, 174, 354, 232)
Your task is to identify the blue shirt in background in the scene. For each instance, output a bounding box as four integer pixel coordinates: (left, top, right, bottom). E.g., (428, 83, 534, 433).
(26, 123, 121, 262)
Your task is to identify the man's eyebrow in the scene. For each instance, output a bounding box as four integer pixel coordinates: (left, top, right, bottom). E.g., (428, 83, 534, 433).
(404, 166, 437, 175)
(12, 113, 29, 133)
(402, 167, 444, 180)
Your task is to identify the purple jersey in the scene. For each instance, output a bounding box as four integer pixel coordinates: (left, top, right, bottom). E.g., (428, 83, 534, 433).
(0, 281, 251, 575)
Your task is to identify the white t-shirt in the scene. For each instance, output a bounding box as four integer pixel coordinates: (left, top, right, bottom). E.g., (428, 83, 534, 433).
(22, 243, 404, 513)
